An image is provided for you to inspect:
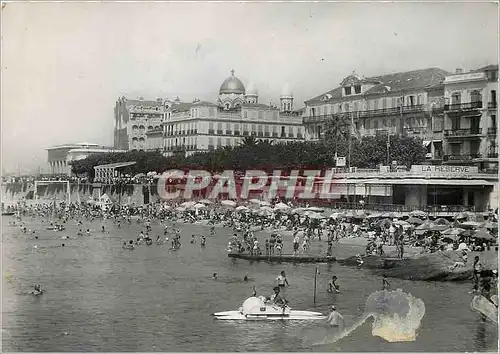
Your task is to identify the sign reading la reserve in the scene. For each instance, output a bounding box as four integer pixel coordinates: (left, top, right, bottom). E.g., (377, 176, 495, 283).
(411, 165, 479, 174)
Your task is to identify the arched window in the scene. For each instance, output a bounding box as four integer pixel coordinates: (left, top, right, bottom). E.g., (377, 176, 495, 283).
(225, 103, 230, 110)
(132, 125, 139, 131)
(148, 125, 154, 131)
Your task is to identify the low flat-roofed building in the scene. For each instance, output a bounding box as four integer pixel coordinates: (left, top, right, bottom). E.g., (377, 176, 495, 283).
(47, 143, 126, 176)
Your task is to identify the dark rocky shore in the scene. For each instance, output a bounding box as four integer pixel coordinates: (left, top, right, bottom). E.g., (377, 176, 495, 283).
(338, 250, 498, 282)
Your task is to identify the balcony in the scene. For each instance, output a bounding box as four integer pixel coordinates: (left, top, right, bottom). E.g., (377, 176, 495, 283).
(488, 152, 498, 158)
(251, 132, 257, 136)
(443, 128, 482, 138)
(243, 131, 249, 136)
(487, 127, 497, 135)
(217, 130, 223, 135)
(444, 101, 482, 111)
(225, 130, 232, 135)
(488, 102, 497, 109)
(234, 130, 240, 135)
(208, 129, 215, 135)
(258, 132, 263, 137)
(443, 154, 481, 161)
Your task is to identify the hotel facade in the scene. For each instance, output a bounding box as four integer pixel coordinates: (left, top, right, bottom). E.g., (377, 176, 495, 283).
(163, 70, 304, 156)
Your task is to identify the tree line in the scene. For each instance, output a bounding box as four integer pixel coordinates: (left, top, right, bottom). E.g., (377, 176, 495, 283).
(70, 134, 427, 180)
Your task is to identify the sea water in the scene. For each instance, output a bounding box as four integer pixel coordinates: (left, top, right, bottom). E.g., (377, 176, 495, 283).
(2, 218, 498, 352)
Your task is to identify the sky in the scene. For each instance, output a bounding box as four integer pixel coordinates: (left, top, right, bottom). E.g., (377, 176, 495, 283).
(1, 2, 498, 174)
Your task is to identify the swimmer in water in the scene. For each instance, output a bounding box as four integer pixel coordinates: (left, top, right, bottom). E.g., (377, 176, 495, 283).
(201, 236, 206, 247)
(101, 226, 105, 233)
(213, 273, 218, 280)
(244, 275, 249, 282)
(382, 275, 390, 290)
(326, 305, 344, 330)
(190, 235, 196, 244)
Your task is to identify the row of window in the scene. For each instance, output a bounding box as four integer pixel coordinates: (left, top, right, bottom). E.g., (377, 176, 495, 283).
(448, 90, 496, 105)
(164, 136, 300, 150)
(165, 122, 305, 136)
(310, 95, 425, 116)
(131, 125, 161, 131)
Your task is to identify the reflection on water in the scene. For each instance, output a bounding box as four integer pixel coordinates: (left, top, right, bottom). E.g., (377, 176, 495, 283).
(1, 218, 498, 352)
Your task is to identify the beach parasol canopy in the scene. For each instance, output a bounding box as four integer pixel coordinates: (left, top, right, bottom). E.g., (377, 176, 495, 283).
(221, 200, 236, 207)
(366, 212, 383, 219)
(481, 221, 498, 229)
(409, 210, 428, 218)
(454, 212, 468, 220)
(275, 202, 291, 210)
(181, 201, 197, 208)
(193, 203, 206, 209)
(235, 205, 249, 212)
(375, 218, 392, 228)
(344, 211, 355, 219)
(441, 234, 460, 242)
(407, 217, 424, 225)
(353, 211, 367, 219)
(249, 199, 261, 205)
(308, 212, 325, 219)
(260, 201, 272, 207)
(260, 205, 273, 212)
(460, 221, 483, 229)
(198, 199, 213, 205)
(329, 212, 345, 219)
(441, 227, 465, 236)
(306, 207, 324, 213)
(291, 207, 307, 214)
(433, 218, 451, 226)
(175, 206, 186, 212)
(472, 229, 495, 241)
(381, 212, 398, 218)
(393, 220, 410, 227)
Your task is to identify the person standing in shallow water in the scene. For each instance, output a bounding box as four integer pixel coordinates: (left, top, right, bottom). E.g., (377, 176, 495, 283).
(382, 275, 390, 290)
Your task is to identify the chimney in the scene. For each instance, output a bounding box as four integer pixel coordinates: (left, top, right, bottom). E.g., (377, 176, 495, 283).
(455, 68, 463, 74)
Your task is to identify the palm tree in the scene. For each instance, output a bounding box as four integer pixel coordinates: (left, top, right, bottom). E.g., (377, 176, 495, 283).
(239, 136, 261, 147)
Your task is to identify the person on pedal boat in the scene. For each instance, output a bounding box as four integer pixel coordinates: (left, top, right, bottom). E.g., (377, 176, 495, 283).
(270, 286, 287, 306)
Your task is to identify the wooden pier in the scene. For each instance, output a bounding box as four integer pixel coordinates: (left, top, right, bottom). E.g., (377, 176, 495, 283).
(228, 253, 337, 263)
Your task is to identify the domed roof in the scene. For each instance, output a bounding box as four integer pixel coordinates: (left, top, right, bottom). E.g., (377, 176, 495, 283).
(281, 83, 293, 98)
(219, 69, 246, 95)
(246, 81, 258, 96)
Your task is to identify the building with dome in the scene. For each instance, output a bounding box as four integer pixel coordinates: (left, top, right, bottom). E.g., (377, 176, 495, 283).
(161, 70, 305, 156)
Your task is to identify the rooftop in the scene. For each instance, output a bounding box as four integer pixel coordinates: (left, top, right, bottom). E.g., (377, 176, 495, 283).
(306, 67, 450, 104)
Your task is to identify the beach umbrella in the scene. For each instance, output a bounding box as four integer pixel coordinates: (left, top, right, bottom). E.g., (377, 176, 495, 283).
(291, 207, 307, 214)
(175, 206, 186, 212)
(193, 203, 206, 209)
(221, 200, 236, 207)
(393, 220, 410, 227)
(410, 210, 428, 218)
(461, 229, 475, 237)
(329, 212, 344, 219)
(472, 229, 495, 241)
(460, 221, 482, 229)
(407, 217, 424, 225)
(433, 218, 451, 226)
(260, 206, 273, 212)
(375, 218, 392, 228)
(344, 211, 355, 219)
(249, 199, 261, 205)
(454, 212, 468, 220)
(260, 201, 272, 207)
(353, 211, 367, 219)
(429, 224, 449, 232)
(481, 221, 498, 229)
(441, 227, 465, 236)
(181, 201, 196, 208)
(308, 212, 325, 220)
(198, 199, 213, 205)
(381, 212, 398, 218)
(275, 202, 291, 210)
(235, 205, 249, 212)
(306, 206, 324, 213)
(366, 212, 383, 219)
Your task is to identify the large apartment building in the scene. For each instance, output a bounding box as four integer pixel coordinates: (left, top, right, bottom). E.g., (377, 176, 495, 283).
(442, 65, 498, 172)
(302, 68, 450, 160)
